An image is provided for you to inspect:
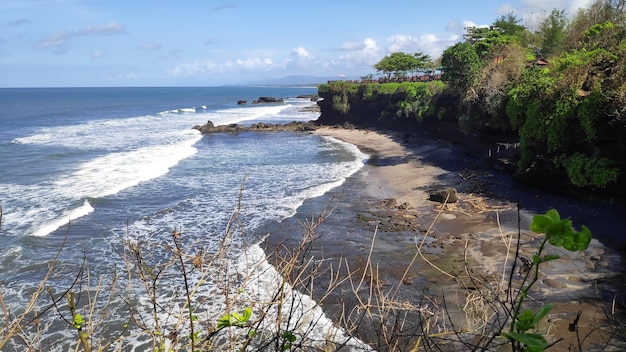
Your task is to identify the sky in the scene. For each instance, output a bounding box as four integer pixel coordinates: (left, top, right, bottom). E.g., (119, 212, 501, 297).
(0, 0, 594, 87)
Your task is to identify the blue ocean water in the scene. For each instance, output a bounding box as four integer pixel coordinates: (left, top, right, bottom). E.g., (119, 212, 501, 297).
(0, 87, 369, 350)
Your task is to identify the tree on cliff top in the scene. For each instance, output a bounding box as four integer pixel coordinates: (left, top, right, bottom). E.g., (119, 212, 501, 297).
(537, 9, 569, 58)
(374, 52, 431, 78)
(440, 42, 482, 97)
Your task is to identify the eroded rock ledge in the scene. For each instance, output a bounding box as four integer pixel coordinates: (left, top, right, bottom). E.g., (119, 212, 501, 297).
(193, 120, 320, 134)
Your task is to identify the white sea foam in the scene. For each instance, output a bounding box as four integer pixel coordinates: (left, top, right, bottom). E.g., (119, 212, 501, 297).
(106, 237, 372, 351)
(321, 135, 370, 162)
(0, 133, 202, 238)
(10, 103, 295, 152)
(31, 199, 94, 237)
(178, 108, 196, 113)
(199, 104, 291, 126)
(53, 135, 200, 199)
(237, 241, 373, 350)
(12, 133, 53, 144)
(3, 87, 369, 350)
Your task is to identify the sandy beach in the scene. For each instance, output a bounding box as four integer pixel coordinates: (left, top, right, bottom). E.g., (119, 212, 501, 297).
(283, 126, 626, 350)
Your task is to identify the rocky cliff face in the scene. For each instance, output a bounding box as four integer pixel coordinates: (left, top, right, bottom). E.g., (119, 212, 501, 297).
(316, 84, 626, 201)
(316, 88, 420, 131)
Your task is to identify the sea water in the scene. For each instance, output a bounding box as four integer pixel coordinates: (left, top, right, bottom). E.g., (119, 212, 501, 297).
(0, 87, 371, 350)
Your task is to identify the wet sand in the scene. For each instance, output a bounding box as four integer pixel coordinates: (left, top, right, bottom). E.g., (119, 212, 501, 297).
(264, 126, 626, 350)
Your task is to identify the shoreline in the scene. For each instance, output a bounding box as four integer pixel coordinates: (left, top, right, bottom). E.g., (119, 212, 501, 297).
(264, 125, 626, 349)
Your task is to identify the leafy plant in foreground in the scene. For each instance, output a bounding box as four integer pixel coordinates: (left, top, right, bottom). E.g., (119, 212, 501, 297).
(503, 208, 592, 351)
(217, 307, 253, 330)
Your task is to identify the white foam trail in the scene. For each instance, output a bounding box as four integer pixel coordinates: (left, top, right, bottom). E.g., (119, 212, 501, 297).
(53, 134, 200, 199)
(198, 105, 290, 126)
(239, 242, 373, 350)
(322, 135, 370, 162)
(13, 134, 202, 237)
(31, 200, 94, 237)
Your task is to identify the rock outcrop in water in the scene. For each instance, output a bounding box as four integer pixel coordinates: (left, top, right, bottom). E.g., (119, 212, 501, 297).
(193, 120, 319, 134)
(252, 96, 284, 104)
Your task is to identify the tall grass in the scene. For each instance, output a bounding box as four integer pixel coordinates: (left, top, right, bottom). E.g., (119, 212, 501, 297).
(0, 192, 624, 351)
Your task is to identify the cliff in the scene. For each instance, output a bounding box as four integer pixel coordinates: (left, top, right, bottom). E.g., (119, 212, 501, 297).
(315, 81, 626, 201)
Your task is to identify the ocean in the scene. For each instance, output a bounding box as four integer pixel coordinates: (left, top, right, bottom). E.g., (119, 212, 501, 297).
(0, 87, 371, 350)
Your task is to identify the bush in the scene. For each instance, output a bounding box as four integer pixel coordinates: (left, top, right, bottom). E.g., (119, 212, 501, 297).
(561, 152, 620, 187)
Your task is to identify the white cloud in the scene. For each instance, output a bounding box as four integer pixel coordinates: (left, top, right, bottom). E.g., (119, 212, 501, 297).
(37, 31, 71, 53)
(332, 38, 380, 71)
(292, 46, 310, 59)
(167, 57, 274, 77)
(91, 50, 105, 59)
(496, 3, 517, 16)
(338, 40, 367, 51)
(76, 21, 126, 36)
(385, 33, 458, 59)
(167, 60, 215, 77)
(212, 3, 236, 11)
(137, 43, 162, 50)
(502, 0, 594, 21)
(7, 18, 31, 26)
(37, 21, 126, 53)
(225, 57, 273, 71)
(159, 50, 183, 60)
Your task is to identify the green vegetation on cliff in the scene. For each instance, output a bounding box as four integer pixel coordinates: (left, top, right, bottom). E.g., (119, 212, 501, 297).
(318, 0, 626, 193)
(318, 81, 446, 123)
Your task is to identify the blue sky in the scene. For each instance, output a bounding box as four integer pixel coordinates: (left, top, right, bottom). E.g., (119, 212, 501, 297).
(1, 0, 593, 87)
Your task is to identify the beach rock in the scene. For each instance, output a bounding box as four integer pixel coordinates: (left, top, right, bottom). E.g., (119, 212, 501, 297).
(192, 120, 319, 134)
(428, 187, 458, 203)
(252, 96, 284, 104)
(237, 100, 247, 105)
(297, 94, 319, 101)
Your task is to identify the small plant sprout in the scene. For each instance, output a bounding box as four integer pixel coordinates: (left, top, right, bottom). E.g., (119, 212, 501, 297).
(503, 208, 592, 351)
(217, 307, 253, 330)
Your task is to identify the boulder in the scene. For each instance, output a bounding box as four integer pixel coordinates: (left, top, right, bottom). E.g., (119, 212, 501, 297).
(252, 97, 284, 104)
(192, 120, 320, 134)
(428, 187, 458, 203)
(237, 100, 247, 105)
(297, 94, 319, 101)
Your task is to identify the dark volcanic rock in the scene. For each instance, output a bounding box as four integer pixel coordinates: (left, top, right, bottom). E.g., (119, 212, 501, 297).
(252, 96, 284, 104)
(297, 94, 319, 101)
(428, 187, 459, 203)
(193, 120, 320, 134)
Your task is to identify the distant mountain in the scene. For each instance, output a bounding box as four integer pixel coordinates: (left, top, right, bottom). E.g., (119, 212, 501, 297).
(234, 75, 362, 86)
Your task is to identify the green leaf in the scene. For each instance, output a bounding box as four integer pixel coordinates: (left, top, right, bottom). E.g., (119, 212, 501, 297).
(503, 332, 548, 352)
(531, 209, 592, 252)
(282, 331, 297, 342)
(515, 309, 535, 332)
(573, 225, 592, 250)
(542, 254, 560, 262)
(242, 307, 252, 321)
(73, 313, 84, 329)
(530, 214, 553, 233)
(532, 304, 553, 326)
(544, 209, 561, 222)
(217, 314, 234, 329)
(532, 254, 541, 265)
